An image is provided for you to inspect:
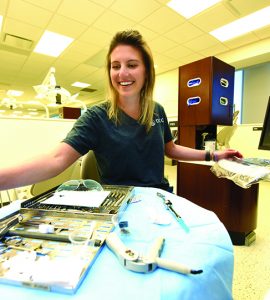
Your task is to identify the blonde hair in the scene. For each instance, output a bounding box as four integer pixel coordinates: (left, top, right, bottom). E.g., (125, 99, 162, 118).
(106, 30, 155, 132)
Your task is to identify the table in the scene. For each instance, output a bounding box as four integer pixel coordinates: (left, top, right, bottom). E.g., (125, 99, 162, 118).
(0, 187, 233, 300)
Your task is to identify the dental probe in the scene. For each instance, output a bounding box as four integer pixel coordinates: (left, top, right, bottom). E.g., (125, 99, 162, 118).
(156, 192, 189, 233)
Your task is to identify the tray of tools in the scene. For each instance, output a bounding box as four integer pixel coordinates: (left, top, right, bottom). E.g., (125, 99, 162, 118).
(0, 184, 134, 294)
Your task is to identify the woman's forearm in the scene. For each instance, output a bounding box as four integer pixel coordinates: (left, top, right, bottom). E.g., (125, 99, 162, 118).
(0, 143, 81, 191)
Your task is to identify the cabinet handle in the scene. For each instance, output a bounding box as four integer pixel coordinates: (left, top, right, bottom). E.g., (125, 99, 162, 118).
(187, 77, 201, 87)
(187, 96, 201, 106)
(220, 78, 229, 87)
(220, 97, 228, 106)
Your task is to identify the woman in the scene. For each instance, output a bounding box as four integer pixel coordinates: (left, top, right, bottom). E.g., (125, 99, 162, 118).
(0, 30, 242, 192)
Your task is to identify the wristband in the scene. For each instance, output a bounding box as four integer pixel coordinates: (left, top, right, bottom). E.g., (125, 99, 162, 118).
(205, 150, 211, 161)
(213, 152, 218, 162)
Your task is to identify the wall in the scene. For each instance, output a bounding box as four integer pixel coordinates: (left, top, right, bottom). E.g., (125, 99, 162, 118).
(242, 62, 270, 123)
(224, 123, 270, 159)
(154, 68, 178, 121)
(0, 117, 75, 168)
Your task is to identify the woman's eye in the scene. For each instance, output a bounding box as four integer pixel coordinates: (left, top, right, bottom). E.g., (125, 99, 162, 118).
(111, 65, 120, 70)
(128, 64, 137, 68)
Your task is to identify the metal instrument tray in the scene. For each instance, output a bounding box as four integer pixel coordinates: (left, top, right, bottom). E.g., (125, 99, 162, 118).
(0, 185, 134, 294)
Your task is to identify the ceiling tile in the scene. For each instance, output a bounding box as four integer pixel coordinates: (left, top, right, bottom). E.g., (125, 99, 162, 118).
(22, 0, 62, 12)
(152, 52, 174, 66)
(197, 43, 230, 57)
(90, 0, 115, 8)
(254, 25, 270, 39)
(47, 14, 88, 38)
(223, 32, 259, 49)
(67, 40, 101, 56)
(66, 64, 98, 80)
(183, 34, 220, 51)
(0, 0, 8, 14)
(0, 42, 31, 56)
(110, 0, 161, 22)
(20, 53, 55, 75)
(155, 61, 181, 74)
(165, 44, 194, 60)
(3, 17, 42, 41)
(0, 82, 11, 92)
(232, 52, 270, 70)
(0, 0, 270, 106)
(132, 25, 159, 41)
(148, 35, 178, 53)
(164, 22, 204, 44)
(140, 6, 185, 34)
(0, 63, 23, 73)
(59, 48, 90, 63)
(84, 67, 106, 84)
(7, 0, 53, 28)
(79, 27, 112, 47)
(179, 53, 205, 66)
(155, 0, 170, 4)
(57, 0, 105, 26)
(189, 3, 237, 32)
(0, 48, 28, 65)
(229, 0, 270, 16)
(0, 72, 16, 82)
(92, 10, 135, 33)
(84, 48, 108, 68)
(53, 58, 83, 75)
(85, 79, 105, 91)
(217, 38, 270, 65)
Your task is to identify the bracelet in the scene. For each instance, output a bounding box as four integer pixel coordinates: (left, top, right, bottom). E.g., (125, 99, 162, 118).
(213, 151, 218, 162)
(205, 150, 211, 161)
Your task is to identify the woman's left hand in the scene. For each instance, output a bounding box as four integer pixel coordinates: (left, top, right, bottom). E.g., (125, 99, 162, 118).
(214, 149, 243, 161)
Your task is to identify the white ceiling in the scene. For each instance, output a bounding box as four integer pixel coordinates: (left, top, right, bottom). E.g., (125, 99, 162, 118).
(0, 0, 270, 117)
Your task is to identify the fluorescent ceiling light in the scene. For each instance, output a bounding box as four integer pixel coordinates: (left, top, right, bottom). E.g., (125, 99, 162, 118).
(34, 30, 74, 57)
(7, 90, 24, 97)
(0, 15, 3, 31)
(167, 0, 221, 19)
(210, 6, 270, 42)
(71, 82, 91, 88)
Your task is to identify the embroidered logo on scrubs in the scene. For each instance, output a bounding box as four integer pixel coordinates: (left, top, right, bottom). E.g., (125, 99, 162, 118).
(152, 117, 164, 126)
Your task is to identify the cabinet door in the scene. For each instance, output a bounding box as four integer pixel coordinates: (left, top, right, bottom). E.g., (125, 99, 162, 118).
(211, 57, 235, 125)
(179, 57, 211, 125)
(178, 56, 234, 126)
(177, 162, 258, 233)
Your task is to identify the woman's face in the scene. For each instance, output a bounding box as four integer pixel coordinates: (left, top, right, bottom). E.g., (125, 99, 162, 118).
(110, 45, 146, 101)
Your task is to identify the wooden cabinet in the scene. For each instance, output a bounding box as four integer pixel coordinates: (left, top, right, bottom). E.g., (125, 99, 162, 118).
(59, 107, 81, 119)
(177, 162, 258, 245)
(178, 56, 235, 126)
(177, 56, 258, 245)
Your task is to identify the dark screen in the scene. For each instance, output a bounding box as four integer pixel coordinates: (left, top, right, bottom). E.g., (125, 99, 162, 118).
(259, 97, 270, 150)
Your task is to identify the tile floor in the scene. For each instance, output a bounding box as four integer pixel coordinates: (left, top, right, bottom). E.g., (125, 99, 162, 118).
(164, 163, 270, 300)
